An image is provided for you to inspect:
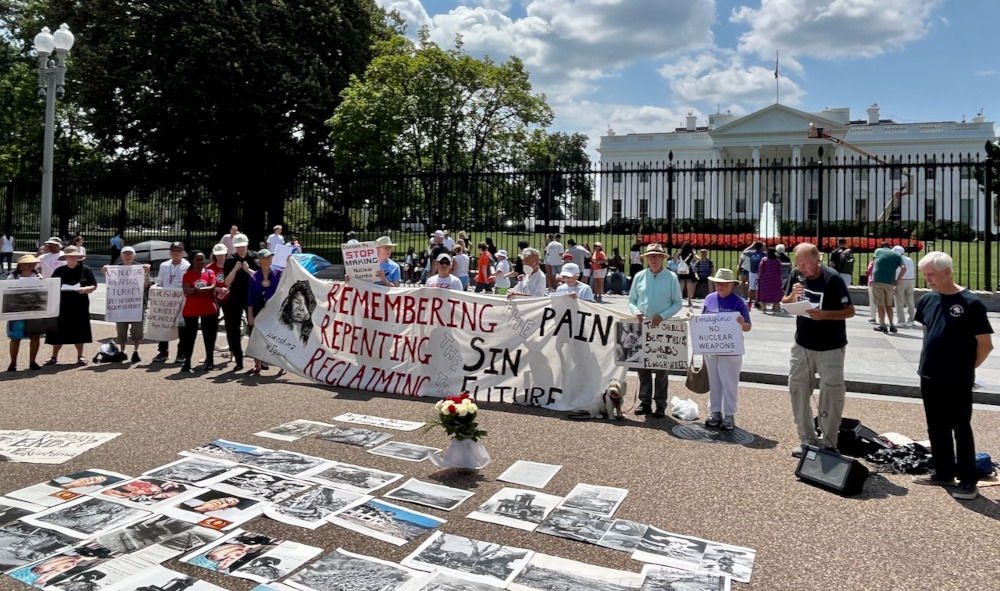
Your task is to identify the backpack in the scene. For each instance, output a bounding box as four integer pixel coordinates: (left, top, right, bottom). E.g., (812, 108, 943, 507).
(93, 342, 128, 364)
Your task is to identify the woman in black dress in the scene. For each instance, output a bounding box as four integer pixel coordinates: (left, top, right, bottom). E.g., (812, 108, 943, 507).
(45, 246, 97, 365)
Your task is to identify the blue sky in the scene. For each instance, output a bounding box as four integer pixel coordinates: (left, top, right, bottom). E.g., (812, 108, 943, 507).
(377, 0, 998, 155)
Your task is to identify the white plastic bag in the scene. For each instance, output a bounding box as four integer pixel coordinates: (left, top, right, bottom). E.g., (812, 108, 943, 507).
(670, 396, 699, 421)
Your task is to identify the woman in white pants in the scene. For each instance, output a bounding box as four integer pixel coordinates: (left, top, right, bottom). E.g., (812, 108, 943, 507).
(700, 269, 752, 430)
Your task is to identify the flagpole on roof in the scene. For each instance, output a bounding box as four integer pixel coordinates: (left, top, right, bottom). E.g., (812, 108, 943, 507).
(775, 50, 779, 104)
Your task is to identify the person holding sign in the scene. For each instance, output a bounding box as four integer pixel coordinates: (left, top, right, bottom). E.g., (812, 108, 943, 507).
(179, 251, 219, 373)
(153, 242, 191, 364)
(374, 236, 401, 287)
(700, 269, 751, 430)
(246, 249, 284, 376)
(781, 243, 855, 458)
(45, 246, 97, 366)
(553, 263, 594, 301)
(628, 243, 684, 417)
(6, 255, 45, 371)
(103, 246, 150, 362)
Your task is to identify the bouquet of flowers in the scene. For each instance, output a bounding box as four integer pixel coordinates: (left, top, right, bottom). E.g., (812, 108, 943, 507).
(424, 393, 487, 441)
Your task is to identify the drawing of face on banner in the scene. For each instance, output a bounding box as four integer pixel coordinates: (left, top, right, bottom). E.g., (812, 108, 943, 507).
(246, 258, 631, 411)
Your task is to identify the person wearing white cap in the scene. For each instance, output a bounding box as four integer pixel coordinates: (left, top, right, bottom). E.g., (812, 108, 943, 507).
(553, 263, 593, 301)
(429, 230, 449, 276)
(103, 246, 151, 362)
(628, 243, 684, 417)
(221, 233, 258, 370)
(37, 236, 64, 279)
(701, 269, 752, 431)
(425, 253, 462, 290)
(493, 250, 511, 295)
(374, 236, 401, 287)
(892, 245, 916, 327)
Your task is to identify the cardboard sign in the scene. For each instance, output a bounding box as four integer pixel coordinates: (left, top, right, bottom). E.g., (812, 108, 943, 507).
(0, 278, 59, 321)
(105, 265, 146, 323)
(145, 287, 185, 342)
(690, 312, 744, 356)
(614, 319, 688, 370)
(341, 241, 380, 283)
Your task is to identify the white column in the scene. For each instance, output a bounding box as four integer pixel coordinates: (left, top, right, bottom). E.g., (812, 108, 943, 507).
(791, 145, 802, 222)
(751, 146, 761, 221)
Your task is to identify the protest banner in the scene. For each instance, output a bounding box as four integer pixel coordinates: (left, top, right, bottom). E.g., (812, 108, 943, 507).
(105, 265, 146, 323)
(689, 312, 744, 356)
(272, 243, 295, 269)
(0, 278, 59, 321)
(613, 319, 688, 370)
(341, 241, 380, 283)
(145, 287, 184, 342)
(0, 430, 120, 464)
(246, 258, 630, 411)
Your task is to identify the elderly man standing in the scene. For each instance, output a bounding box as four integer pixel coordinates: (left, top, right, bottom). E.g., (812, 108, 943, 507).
(781, 243, 855, 457)
(374, 236, 401, 287)
(628, 243, 684, 418)
(871, 241, 905, 333)
(911, 252, 993, 500)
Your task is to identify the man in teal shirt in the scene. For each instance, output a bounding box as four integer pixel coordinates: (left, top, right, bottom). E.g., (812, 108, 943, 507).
(628, 243, 684, 417)
(872, 241, 905, 333)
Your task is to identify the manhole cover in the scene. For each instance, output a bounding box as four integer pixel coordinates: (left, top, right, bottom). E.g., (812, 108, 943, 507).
(672, 423, 755, 445)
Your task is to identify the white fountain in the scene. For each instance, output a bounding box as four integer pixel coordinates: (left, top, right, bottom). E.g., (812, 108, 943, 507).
(758, 201, 779, 239)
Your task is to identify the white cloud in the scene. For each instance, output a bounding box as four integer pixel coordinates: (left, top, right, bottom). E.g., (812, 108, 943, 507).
(731, 0, 943, 61)
(658, 50, 806, 109)
(378, 0, 432, 31)
(466, 0, 513, 11)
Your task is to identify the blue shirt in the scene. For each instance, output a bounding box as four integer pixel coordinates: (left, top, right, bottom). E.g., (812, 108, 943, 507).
(628, 268, 683, 320)
(377, 259, 401, 286)
(247, 268, 283, 311)
(702, 292, 751, 324)
(747, 249, 765, 273)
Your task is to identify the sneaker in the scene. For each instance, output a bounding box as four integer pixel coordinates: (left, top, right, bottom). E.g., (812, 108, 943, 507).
(721, 415, 735, 430)
(174, 355, 187, 365)
(911, 473, 956, 487)
(705, 412, 723, 428)
(889, 325, 898, 333)
(873, 324, 888, 333)
(951, 482, 979, 500)
(635, 403, 652, 416)
(652, 408, 666, 419)
(791, 445, 805, 458)
(152, 352, 168, 363)
(131, 351, 141, 363)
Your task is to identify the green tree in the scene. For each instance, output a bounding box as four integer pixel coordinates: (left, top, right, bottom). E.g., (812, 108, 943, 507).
(328, 30, 552, 229)
(519, 130, 593, 222)
(42, 0, 390, 238)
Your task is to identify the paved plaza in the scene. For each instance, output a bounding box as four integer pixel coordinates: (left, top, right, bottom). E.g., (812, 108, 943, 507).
(3, 260, 1000, 590)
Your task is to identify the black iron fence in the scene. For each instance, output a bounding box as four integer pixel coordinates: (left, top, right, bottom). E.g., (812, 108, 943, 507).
(1, 153, 995, 288)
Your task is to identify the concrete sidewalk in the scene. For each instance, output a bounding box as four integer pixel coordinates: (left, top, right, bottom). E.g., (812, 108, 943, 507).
(70, 256, 1000, 402)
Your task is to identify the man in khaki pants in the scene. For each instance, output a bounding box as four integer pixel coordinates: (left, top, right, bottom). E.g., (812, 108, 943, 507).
(782, 243, 856, 457)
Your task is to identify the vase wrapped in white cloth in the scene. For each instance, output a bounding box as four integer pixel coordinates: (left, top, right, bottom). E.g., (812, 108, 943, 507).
(429, 438, 492, 470)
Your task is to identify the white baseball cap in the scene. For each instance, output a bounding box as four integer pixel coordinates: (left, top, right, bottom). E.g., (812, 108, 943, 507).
(560, 263, 580, 277)
(232, 233, 249, 247)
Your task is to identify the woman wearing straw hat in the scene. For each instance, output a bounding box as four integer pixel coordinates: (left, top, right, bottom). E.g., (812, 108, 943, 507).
(701, 269, 752, 430)
(44, 246, 97, 366)
(6, 255, 46, 371)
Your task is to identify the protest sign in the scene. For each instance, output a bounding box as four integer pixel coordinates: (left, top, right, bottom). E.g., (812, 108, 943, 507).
(0, 278, 59, 321)
(272, 243, 295, 269)
(690, 313, 744, 356)
(613, 319, 688, 370)
(105, 265, 146, 323)
(245, 258, 630, 411)
(341, 241, 380, 283)
(0, 430, 120, 464)
(145, 287, 184, 342)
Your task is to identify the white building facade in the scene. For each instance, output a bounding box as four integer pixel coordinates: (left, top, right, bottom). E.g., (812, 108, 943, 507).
(597, 104, 998, 231)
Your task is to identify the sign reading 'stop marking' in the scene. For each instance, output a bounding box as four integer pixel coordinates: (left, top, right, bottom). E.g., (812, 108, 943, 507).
(341, 242, 380, 283)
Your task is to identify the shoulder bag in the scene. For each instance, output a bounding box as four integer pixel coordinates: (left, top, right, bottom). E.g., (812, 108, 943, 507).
(685, 354, 710, 394)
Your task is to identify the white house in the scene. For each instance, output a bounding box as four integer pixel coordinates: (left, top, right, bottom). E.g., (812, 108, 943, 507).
(597, 103, 998, 231)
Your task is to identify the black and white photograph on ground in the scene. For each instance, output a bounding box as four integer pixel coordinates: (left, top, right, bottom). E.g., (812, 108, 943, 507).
(506, 552, 644, 591)
(93, 477, 200, 511)
(144, 457, 242, 487)
(247, 584, 296, 591)
(614, 321, 643, 365)
(94, 515, 224, 563)
(697, 542, 756, 584)
(383, 478, 476, 512)
(328, 498, 445, 546)
(402, 532, 534, 588)
(597, 519, 650, 552)
(332, 413, 426, 431)
(466, 488, 563, 532)
(7, 469, 130, 507)
(0, 523, 82, 572)
(6, 541, 119, 589)
(284, 548, 422, 591)
(300, 461, 403, 494)
(411, 571, 504, 590)
(253, 420, 336, 442)
(182, 529, 323, 584)
(210, 469, 313, 503)
(159, 489, 264, 531)
(0, 497, 43, 526)
(367, 441, 441, 462)
(535, 507, 615, 544)
(20, 496, 150, 539)
(496, 461, 562, 489)
(316, 425, 393, 448)
(631, 526, 707, 572)
(558, 483, 629, 517)
(237, 450, 333, 478)
(639, 564, 730, 591)
(180, 439, 271, 464)
(101, 564, 229, 591)
(263, 486, 369, 530)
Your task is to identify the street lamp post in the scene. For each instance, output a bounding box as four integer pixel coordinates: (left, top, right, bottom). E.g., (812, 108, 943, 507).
(33, 23, 74, 243)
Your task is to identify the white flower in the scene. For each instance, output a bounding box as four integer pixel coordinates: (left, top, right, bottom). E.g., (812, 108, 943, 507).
(466, 403, 478, 413)
(455, 404, 469, 417)
(434, 400, 443, 411)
